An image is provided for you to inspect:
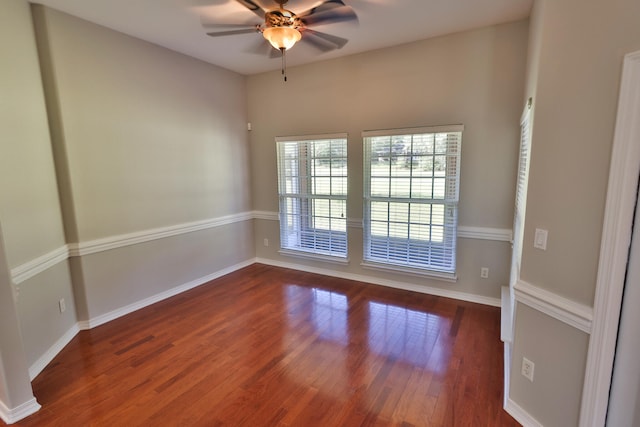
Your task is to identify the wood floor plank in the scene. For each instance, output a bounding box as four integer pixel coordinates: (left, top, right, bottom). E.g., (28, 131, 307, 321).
(5, 264, 520, 426)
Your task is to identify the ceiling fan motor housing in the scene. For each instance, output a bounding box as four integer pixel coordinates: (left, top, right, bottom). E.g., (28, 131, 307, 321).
(205, 0, 356, 59)
(264, 9, 300, 30)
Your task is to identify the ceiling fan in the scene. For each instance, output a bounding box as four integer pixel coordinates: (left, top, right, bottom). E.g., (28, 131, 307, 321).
(203, 0, 358, 80)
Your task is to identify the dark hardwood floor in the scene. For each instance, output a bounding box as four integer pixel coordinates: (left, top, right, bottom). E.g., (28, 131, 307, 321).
(8, 264, 519, 426)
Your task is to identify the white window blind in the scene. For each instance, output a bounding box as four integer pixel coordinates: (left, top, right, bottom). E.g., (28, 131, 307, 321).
(510, 102, 532, 289)
(363, 125, 463, 274)
(277, 134, 348, 259)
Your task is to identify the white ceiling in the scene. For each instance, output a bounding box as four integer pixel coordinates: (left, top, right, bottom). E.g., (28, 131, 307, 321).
(32, 0, 533, 75)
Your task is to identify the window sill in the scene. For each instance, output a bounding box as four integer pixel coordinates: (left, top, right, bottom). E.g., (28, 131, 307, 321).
(278, 249, 349, 265)
(361, 261, 457, 283)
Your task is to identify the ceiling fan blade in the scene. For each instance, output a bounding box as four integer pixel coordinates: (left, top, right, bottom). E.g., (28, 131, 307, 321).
(247, 38, 270, 55)
(245, 39, 281, 59)
(202, 22, 260, 30)
(302, 28, 349, 50)
(234, 0, 267, 19)
(299, 35, 335, 53)
(299, 0, 358, 27)
(206, 27, 260, 37)
(268, 46, 283, 59)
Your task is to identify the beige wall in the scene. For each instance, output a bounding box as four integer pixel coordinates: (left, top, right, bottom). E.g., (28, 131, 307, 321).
(14, 263, 77, 365)
(77, 222, 254, 318)
(1, 0, 256, 402)
(511, 304, 589, 426)
(11, 0, 640, 423)
(0, 0, 74, 405)
(0, 1, 66, 268)
(33, 7, 252, 241)
(520, 0, 640, 305)
(0, 225, 36, 413)
(248, 20, 529, 300)
(523, 0, 544, 110)
(510, 0, 640, 425)
(30, 6, 255, 322)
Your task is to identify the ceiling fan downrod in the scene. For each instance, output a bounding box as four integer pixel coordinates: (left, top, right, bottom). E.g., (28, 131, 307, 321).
(281, 47, 287, 82)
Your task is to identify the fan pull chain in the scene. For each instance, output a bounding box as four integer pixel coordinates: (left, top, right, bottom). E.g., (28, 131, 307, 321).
(280, 48, 287, 82)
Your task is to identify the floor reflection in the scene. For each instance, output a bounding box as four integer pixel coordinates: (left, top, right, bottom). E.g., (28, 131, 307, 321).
(284, 283, 450, 371)
(285, 285, 349, 344)
(283, 284, 350, 397)
(368, 301, 448, 368)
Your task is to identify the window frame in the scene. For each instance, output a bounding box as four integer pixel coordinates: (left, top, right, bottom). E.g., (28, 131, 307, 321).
(362, 125, 463, 280)
(276, 133, 349, 262)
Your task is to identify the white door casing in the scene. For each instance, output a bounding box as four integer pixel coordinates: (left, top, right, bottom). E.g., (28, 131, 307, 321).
(607, 182, 640, 426)
(580, 50, 640, 427)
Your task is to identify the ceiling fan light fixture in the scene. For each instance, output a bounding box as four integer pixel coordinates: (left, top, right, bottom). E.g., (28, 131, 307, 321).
(262, 26, 301, 50)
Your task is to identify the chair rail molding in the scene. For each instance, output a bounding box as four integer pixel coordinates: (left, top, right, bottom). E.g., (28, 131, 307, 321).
(514, 280, 593, 334)
(68, 212, 254, 257)
(11, 245, 69, 284)
(255, 211, 512, 242)
(10, 212, 255, 284)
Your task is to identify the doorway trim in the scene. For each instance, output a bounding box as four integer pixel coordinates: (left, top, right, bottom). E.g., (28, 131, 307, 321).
(580, 49, 640, 426)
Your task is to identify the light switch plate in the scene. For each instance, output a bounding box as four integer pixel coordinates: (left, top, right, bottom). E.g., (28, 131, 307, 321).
(534, 228, 548, 250)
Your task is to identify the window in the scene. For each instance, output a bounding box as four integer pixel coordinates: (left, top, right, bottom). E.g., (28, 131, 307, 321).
(277, 134, 348, 260)
(363, 125, 463, 278)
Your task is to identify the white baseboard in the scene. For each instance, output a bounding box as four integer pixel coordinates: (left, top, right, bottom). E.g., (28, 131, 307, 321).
(28, 259, 255, 383)
(255, 257, 501, 307)
(501, 286, 513, 342)
(0, 398, 41, 425)
(503, 341, 511, 408)
(79, 259, 255, 330)
(505, 398, 543, 427)
(29, 323, 80, 380)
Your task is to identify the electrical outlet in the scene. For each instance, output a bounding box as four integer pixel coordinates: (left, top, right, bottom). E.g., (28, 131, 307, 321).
(521, 357, 535, 382)
(480, 267, 489, 279)
(59, 298, 66, 313)
(263, 238, 269, 247)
